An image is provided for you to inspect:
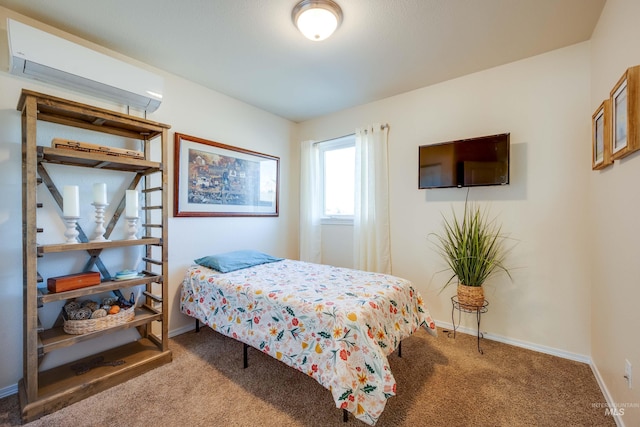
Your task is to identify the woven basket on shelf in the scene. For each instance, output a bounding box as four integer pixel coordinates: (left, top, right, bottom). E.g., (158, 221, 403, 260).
(63, 305, 135, 335)
(457, 284, 485, 309)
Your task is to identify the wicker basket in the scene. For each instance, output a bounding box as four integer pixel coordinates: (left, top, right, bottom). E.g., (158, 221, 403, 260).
(64, 304, 135, 335)
(457, 284, 485, 309)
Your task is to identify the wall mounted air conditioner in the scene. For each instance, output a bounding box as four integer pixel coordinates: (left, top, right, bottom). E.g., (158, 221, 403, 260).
(7, 18, 163, 112)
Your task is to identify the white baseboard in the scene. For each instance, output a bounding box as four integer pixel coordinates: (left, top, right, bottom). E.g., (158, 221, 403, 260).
(169, 323, 195, 338)
(590, 361, 625, 427)
(0, 383, 18, 399)
(434, 320, 591, 363)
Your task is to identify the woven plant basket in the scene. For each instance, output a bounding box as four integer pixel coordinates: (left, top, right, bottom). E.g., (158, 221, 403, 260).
(64, 305, 135, 335)
(457, 284, 485, 309)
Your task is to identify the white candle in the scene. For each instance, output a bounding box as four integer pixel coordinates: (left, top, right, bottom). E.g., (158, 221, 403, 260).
(125, 190, 138, 218)
(63, 185, 79, 217)
(93, 183, 107, 205)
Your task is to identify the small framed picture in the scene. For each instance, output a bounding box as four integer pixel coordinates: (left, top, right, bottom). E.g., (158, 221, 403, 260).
(610, 66, 640, 160)
(592, 99, 612, 170)
(174, 133, 279, 217)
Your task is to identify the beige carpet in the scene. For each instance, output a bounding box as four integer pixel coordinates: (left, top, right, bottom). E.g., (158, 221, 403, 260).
(0, 327, 614, 426)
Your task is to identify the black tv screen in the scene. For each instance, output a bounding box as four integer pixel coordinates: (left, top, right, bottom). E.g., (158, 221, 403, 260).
(418, 133, 510, 189)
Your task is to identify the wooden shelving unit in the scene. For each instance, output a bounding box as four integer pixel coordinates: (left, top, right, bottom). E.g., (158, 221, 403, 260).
(19, 89, 172, 422)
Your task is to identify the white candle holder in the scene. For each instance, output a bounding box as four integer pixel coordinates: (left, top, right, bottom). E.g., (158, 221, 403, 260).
(90, 202, 110, 242)
(63, 216, 80, 244)
(125, 216, 139, 240)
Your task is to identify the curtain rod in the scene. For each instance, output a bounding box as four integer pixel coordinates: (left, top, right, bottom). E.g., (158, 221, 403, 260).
(313, 123, 389, 145)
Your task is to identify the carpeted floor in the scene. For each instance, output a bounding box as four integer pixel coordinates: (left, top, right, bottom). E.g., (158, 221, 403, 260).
(0, 327, 614, 426)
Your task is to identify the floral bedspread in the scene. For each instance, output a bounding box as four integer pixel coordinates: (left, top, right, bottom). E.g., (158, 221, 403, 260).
(180, 259, 437, 425)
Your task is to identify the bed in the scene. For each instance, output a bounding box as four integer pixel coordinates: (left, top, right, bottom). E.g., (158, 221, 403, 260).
(180, 252, 437, 425)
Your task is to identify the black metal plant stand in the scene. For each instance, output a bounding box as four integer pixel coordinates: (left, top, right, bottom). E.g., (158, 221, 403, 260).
(450, 296, 489, 354)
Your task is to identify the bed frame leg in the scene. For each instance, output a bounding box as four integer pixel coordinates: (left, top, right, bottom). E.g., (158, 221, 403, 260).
(398, 340, 402, 358)
(343, 408, 348, 422)
(243, 343, 248, 369)
(195, 319, 200, 333)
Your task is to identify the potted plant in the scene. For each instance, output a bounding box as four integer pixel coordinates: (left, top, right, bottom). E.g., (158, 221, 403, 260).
(431, 200, 512, 308)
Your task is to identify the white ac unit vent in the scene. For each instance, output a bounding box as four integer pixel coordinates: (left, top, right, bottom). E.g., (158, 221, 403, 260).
(7, 18, 163, 113)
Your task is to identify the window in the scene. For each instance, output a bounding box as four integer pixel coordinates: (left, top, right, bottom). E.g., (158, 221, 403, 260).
(318, 135, 355, 221)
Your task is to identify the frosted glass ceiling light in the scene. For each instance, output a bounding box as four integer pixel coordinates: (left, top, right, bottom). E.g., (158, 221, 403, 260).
(292, 0, 343, 41)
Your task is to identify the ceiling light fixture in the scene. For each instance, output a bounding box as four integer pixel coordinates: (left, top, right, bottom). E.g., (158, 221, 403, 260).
(292, 0, 343, 41)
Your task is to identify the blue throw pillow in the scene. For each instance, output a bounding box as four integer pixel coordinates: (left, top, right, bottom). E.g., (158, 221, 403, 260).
(194, 250, 284, 273)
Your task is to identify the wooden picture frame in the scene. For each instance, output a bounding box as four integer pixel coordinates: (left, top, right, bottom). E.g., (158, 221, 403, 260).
(174, 133, 279, 217)
(592, 99, 612, 170)
(610, 65, 640, 160)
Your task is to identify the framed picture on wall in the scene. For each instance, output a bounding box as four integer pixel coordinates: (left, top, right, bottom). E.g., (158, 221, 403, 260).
(174, 133, 279, 217)
(592, 99, 612, 170)
(610, 65, 640, 160)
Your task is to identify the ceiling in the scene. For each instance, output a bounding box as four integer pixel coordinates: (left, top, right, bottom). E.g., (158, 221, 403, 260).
(0, 0, 606, 123)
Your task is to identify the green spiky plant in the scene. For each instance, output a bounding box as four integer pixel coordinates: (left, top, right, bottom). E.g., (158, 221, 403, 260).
(432, 200, 512, 289)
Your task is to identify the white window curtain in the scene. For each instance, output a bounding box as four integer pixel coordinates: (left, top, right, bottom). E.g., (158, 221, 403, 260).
(354, 124, 391, 274)
(299, 140, 322, 263)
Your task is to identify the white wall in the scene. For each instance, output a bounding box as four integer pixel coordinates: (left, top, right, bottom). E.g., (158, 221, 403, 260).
(299, 42, 593, 359)
(0, 8, 298, 394)
(589, 0, 640, 424)
(321, 223, 353, 268)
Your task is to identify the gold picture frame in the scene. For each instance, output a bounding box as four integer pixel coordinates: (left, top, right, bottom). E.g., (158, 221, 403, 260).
(610, 65, 640, 160)
(592, 99, 612, 170)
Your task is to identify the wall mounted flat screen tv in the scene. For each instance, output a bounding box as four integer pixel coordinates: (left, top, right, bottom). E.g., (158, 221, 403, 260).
(418, 133, 510, 189)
